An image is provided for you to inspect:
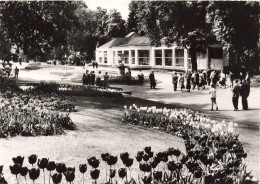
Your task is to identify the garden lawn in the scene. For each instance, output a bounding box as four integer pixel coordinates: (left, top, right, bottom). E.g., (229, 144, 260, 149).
(0, 96, 186, 184)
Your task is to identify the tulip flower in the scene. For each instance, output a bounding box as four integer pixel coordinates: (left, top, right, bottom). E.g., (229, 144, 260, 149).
(79, 164, 87, 184)
(90, 169, 100, 184)
(38, 158, 49, 184)
(87, 157, 100, 168)
(29, 168, 40, 184)
(12, 156, 24, 166)
(118, 168, 127, 179)
(153, 171, 162, 181)
(47, 161, 56, 184)
(56, 163, 67, 174)
(120, 152, 129, 164)
(109, 169, 116, 178)
(101, 153, 110, 162)
(51, 173, 62, 184)
(142, 174, 152, 184)
(64, 169, 75, 184)
(10, 164, 21, 183)
(106, 155, 118, 166)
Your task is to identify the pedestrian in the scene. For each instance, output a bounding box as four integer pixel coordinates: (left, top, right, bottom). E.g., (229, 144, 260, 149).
(245, 71, 250, 85)
(149, 71, 156, 89)
(210, 70, 216, 85)
(199, 71, 205, 89)
(92, 60, 95, 69)
(103, 72, 109, 88)
(193, 71, 199, 90)
(228, 71, 234, 88)
(239, 72, 244, 83)
(240, 79, 250, 110)
(232, 79, 241, 111)
(186, 72, 191, 92)
(14, 66, 19, 78)
(90, 71, 96, 85)
(209, 84, 218, 111)
(179, 73, 185, 91)
(172, 72, 178, 91)
(137, 70, 144, 86)
(206, 68, 211, 86)
(96, 71, 102, 86)
(95, 61, 99, 69)
(218, 70, 226, 88)
(82, 70, 88, 85)
(86, 70, 91, 85)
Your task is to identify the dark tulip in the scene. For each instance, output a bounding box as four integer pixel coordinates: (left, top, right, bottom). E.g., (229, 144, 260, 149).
(194, 169, 202, 178)
(173, 149, 181, 157)
(106, 155, 117, 166)
(66, 167, 75, 173)
(88, 157, 100, 168)
(153, 171, 162, 181)
(0, 165, 3, 175)
(109, 169, 116, 178)
(142, 174, 152, 184)
(143, 154, 150, 162)
(38, 158, 49, 169)
(10, 165, 21, 175)
(47, 161, 56, 171)
(28, 154, 37, 165)
(136, 155, 142, 162)
(176, 162, 183, 170)
(167, 161, 176, 172)
(101, 153, 110, 162)
(242, 153, 247, 158)
(150, 159, 159, 169)
(181, 155, 189, 164)
(139, 163, 151, 173)
(64, 170, 75, 182)
(120, 152, 129, 164)
(216, 153, 222, 160)
(29, 168, 40, 181)
(90, 169, 100, 180)
(188, 151, 194, 158)
(144, 147, 151, 154)
(194, 136, 200, 141)
(52, 173, 62, 184)
(125, 158, 133, 168)
(167, 147, 175, 155)
(148, 151, 154, 158)
(12, 156, 24, 166)
(20, 167, 28, 176)
(56, 163, 67, 173)
(79, 164, 87, 174)
(0, 176, 7, 184)
(205, 174, 214, 183)
(118, 168, 127, 179)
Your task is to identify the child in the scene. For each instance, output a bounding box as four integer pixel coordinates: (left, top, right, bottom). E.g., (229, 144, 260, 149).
(209, 84, 218, 111)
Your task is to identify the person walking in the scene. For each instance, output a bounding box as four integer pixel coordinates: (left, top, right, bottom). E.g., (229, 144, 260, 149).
(209, 84, 218, 111)
(172, 72, 178, 91)
(149, 71, 156, 89)
(186, 72, 191, 92)
(219, 70, 226, 88)
(82, 70, 88, 85)
(193, 71, 199, 90)
(137, 70, 144, 86)
(210, 70, 216, 85)
(232, 79, 241, 111)
(14, 66, 19, 78)
(228, 71, 234, 88)
(96, 71, 102, 86)
(240, 79, 250, 110)
(245, 71, 250, 85)
(90, 71, 96, 85)
(199, 71, 205, 89)
(179, 73, 185, 91)
(103, 72, 109, 88)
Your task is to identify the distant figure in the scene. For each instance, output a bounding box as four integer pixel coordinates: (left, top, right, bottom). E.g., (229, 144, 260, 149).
(199, 71, 205, 89)
(193, 71, 199, 90)
(126, 68, 131, 85)
(90, 71, 96, 85)
(210, 70, 216, 85)
(14, 66, 19, 78)
(240, 79, 250, 110)
(179, 73, 185, 91)
(206, 68, 211, 86)
(228, 71, 234, 88)
(95, 61, 98, 69)
(149, 71, 156, 89)
(92, 60, 95, 69)
(172, 72, 178, 91)
(245, 71, 250, 86)
(103, 72, 109, 88)
(82, 70, 88, 85)
(219, 70, 226, 88)
(96, 71, 102, 86)
(209, 84, 218, 111)
(137, 70, 144, 86)
(232, 79, 241, 111)
(186, 72, 191, 92)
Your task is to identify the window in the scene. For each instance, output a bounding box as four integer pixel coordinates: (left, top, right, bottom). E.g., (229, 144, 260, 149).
(175, 49, 184, 67)
(98, 51, 102, 63)
(113, 51, 116, 64)
(104, 51, 107, 63)
(117, 51, 123, 63)
(124, 50, 129, 64)
(188, 50, 192, 69)
(155, 50, 162, 65)
(209, 48, 223, 59)
(165, 49, 172, 66)
(131, 50, 135, 64)
(138, 50, 149, 65)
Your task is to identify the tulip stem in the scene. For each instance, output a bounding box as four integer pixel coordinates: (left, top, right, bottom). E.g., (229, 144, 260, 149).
(49, 171, 51, 184)
(16, 174, 19, 184)
(24, 176, 27, 184)
(43, 169, 45, 184)
(83, 173, 84, 184)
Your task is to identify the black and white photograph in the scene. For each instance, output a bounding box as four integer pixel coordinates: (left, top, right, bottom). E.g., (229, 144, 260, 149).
(0, 0, 259, 183)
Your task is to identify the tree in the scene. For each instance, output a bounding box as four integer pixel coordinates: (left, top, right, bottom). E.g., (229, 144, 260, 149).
(106, 9, 126, 39)
(207, 1, 260, 72)
(1, 1, 80, 62)
(132, 1, 215, 71)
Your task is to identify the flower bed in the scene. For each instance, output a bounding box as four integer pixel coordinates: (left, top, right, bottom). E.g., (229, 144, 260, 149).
(121, 104, 249, 184)
(0, 90, 76, 138)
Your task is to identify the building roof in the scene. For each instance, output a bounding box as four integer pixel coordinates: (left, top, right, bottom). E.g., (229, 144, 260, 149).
(98, 37, 131, 49)
(117, 37, 151, 47)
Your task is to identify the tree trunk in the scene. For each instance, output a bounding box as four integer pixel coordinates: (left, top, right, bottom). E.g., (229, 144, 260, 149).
(23, 44, 29, 63)
(190, 47, 197, 71)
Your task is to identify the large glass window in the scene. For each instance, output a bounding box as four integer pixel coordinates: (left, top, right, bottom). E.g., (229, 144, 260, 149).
(117, 51, 123, 63)
(165, 49, 172, 66)
(113, 51, 116, 64)
(124, 50, 129, 64)
(209, 48, 223, 59)
(138, 50, 149, 65)
(98, 51, 102, 63)
(175, 49, 184, 67)
(188, 50, 192, 69)
(131, 50, 135, 64)
(155, 50, 162, 65)
(104, 51, 107, 63)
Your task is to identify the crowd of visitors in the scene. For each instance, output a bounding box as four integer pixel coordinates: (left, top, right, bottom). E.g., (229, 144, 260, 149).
(0, 61, 19, 78)
(82, 70, 110, 88)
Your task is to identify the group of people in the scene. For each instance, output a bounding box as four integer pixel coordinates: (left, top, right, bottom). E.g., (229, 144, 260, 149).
(82, 70, 109, 88)
(1, 62, 19, 78)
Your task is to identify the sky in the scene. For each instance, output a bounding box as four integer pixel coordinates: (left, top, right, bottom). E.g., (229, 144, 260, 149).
(83, 0, 131, 20)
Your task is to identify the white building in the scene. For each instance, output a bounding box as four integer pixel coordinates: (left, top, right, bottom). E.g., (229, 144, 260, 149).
(95, 32, 228, 71)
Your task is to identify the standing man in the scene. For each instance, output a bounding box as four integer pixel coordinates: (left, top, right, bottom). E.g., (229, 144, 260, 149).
(137, 70, 144, 86)
(193, 71, 199, 90)
(90, 71, 96, 85)
(103, 72, 109, 88)
(186, 72, 191, 92)
(240, 79, 250, 110)
(179, 73, 185, 91)
(149, 71, 156, 89)
(232, 79, 241, 111)
(14, 66, 19, 78)
(172, 72, 178, 91)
